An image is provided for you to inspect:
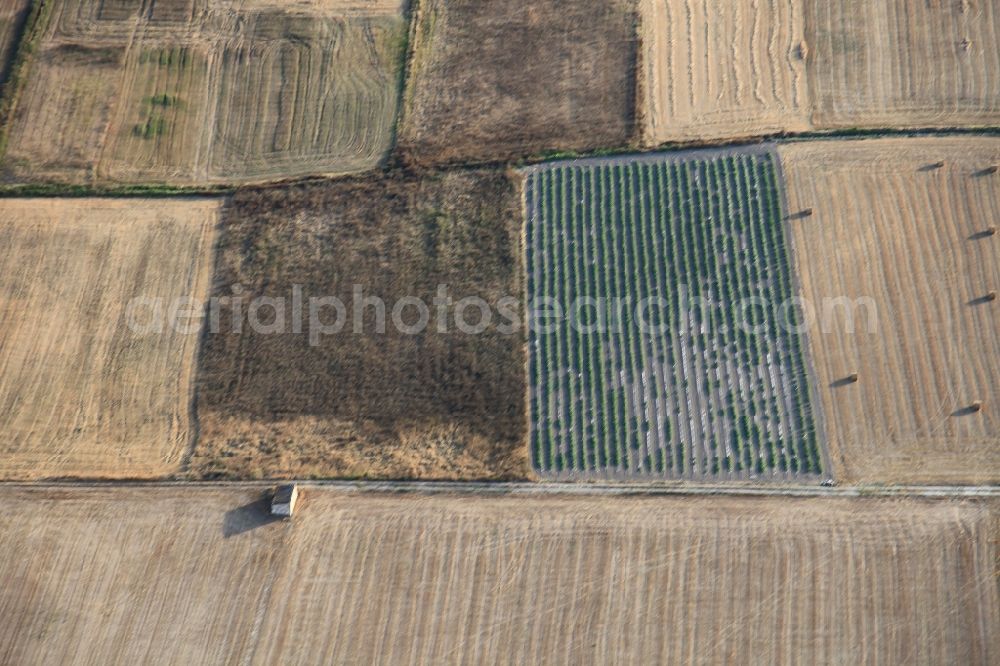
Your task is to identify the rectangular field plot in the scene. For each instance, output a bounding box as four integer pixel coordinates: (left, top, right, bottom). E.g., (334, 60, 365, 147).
(207, 13, 404, 182)
(524, 149, 825, 480)
(0, 199, 219, 479)
(781, 138, 1000, 484)
(0, 487, 995, 664)
(0, 0, 407, 184)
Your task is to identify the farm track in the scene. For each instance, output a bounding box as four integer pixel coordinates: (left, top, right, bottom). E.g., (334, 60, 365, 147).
(0, 485, 995, 663)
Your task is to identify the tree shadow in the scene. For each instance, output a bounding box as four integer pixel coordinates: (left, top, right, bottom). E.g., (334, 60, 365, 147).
(918, 162, 945, 172)
(223, 496, 284, 538)
(829, 376, 858, 388)
(972, 167, 998, 178)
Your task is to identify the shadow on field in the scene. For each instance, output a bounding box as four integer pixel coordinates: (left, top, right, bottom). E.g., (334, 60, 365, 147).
(967, 228, 996, 241)
(829, 376, 859, 388)
(951, 405, 983, 418)
(223, 496, 284, 538)
(967, 293, 996, 306)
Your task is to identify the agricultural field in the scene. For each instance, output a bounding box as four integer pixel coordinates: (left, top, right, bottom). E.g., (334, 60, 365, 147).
(191, 170, 528, 480)
(639, 0, 811, 145)
(0, 0, 407, 184)
(639, 0, 1000, 145)
(0, 198, 219, 479)
(523, 148, 825, 480)
(0, 0, 29, 83)
(805, 0, 1000, 130)
(399, 0, 637, 165)
(781, 137, 1000, 485)
(0, 486, 995, 663)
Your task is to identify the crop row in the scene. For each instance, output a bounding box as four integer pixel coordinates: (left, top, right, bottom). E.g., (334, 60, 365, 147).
(524, 151, 824, 480)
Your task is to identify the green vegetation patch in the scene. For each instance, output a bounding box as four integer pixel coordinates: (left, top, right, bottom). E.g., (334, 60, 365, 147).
(523, 148, 825, 480)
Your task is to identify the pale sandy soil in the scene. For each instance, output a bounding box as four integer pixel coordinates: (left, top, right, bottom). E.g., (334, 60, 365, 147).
(0, 198, 219, 479)
(780, 137, 1000, 484)
(0, 486, 994, 664)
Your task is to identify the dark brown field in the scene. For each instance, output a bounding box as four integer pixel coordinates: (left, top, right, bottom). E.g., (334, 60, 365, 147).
(398, 0, 638, 166)
(192, 169, 529, 480)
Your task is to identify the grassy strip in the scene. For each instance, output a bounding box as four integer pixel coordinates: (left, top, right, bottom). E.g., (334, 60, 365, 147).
(0, 0, 53, 161)
(0, 182, 232, 197)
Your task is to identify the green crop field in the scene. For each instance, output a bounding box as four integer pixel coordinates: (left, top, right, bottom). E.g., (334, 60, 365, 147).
(523, 149, 826, 480)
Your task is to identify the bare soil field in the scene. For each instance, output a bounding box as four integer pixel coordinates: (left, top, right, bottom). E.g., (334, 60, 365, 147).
(1, 0, 407, 184)
(398, 0, 637, 165)
(191, 169, 528, 480)
(0, 486, 995, 664)
(0, 198, 219, 479)
(780, 137, 1000, 484)
(640, 0, 811, 145)
(640, 0, 1000, 145)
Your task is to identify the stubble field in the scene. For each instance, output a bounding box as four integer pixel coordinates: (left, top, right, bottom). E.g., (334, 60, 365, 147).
(1, 0, 407, 184)
(639, 0, 811, 145)
(399, 0, 637, 165)
(0, 198, 219, 479)
(0, 486, 994, 664)
(781, 137, 1000, 484)
(640, 0, 1000, 145)
(192, 169, 528, 481)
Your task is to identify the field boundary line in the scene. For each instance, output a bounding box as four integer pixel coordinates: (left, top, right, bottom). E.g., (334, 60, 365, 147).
(3, 480, 998, 499)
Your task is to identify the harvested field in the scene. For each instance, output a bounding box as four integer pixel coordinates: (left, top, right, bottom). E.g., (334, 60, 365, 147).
(0, 486, 995, 664)
(640, 0, 811, 145)
(780, 137, 1000, 484)
(524, 148, 824, 481)
(639, 0, 1000, 145)
(399, 0, 637, 165)
(0, 198, 219, 479)
(1, 0, 407, 184)
(805, 0, 1000, 130)
(192, 170, 528, 480)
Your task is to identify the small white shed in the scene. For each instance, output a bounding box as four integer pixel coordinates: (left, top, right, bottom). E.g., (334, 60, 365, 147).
(271, 484, 299, 517)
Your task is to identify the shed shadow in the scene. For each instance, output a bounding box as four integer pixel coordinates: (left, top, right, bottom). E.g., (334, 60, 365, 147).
(223, 496, 283, 538)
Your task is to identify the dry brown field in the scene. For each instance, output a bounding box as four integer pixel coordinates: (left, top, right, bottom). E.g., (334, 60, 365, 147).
(640, 0, 1000, 145)
(191, 169, 528, 481)
(398, 0, 637, 165)
(1, 0, 407, 184)
(781, 137, 1000, 484)
(0, 198, 219, 479)
(0, 486, 995, 664)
